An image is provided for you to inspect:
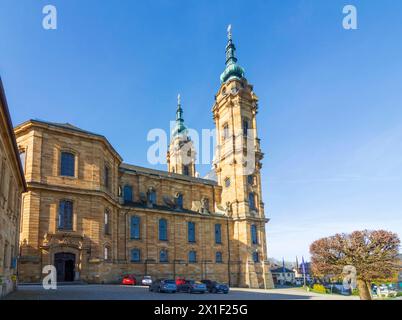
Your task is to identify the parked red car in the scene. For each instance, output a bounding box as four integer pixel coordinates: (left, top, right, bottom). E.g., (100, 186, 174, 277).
(121, 275, 136, 285)
(176, 278, 186, 286)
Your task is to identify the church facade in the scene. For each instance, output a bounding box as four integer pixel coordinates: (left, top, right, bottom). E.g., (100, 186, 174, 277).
(14, 28, 274, 288)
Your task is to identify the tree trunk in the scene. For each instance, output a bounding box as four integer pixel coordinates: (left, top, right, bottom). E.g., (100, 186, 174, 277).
(357, 280, 372, 300)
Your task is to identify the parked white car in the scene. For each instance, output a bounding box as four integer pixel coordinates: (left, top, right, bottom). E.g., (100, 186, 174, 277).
(141, 276, 152, 286)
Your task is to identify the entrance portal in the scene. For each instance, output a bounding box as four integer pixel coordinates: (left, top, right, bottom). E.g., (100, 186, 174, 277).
(55, 253, 76, 282)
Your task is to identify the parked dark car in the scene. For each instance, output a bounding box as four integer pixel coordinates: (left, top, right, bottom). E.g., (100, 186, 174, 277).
(149, 279, 177, 293)
(201, 280, 229, 294)
(178, 280, 207, 293)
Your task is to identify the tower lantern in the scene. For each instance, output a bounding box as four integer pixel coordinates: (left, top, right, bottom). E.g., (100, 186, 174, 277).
(167, 94, 196, 176)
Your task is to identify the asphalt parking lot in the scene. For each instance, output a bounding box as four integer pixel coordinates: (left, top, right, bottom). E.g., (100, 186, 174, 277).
(3, 284, 358, 300)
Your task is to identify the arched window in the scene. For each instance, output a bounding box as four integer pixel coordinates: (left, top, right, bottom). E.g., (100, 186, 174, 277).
(188, 222, 196, 243)
(60, 152, 75, 177)
(183, 165, 190, 176)
(159, 218, 168, 241)
(176, 193, 183, 210)
(131, 248, 141, 262)
(160, 249, 168, 263)
(216, 252, 223, 263)
(104, 209, 111, 235)
(130, 216, 140, 239)
(188, 251, 197, 263)
(224, 177, 231, 188)
(123, 185, 133, 203)
(247, 175, 254, 185)
(249, 192, 256, 210)
(215, 224, 222, 244)
(147, 189, 156, 205)
(58, 200, 73, 230)
(251, 224, 258, 244)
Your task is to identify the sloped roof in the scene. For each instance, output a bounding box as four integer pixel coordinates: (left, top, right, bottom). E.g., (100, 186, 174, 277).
(120, 163, 218, 186)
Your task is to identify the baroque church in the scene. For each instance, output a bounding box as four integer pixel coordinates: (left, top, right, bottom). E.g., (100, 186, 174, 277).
(14, 27, 274, 288)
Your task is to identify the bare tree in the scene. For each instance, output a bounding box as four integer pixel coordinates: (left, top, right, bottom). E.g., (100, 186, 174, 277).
(310, 230, 400, 300)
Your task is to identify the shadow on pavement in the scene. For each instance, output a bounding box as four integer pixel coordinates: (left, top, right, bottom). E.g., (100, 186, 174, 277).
(2, 285, 321, 300)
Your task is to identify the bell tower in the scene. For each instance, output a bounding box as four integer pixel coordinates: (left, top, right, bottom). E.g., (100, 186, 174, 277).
(167, 94, 196, 176)
(213, 25, 274, 289)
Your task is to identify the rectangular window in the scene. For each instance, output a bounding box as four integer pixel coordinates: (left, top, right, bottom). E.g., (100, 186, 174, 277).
(160, 250, 168, 263)
(104, 246, 111, 261)
(176, 194, 183, 210)
(10, 245, 15, 269)
(104, 211, 111, 235)
(188, 221, 196, 243)
(148, 190, 156, 205)
(253, 251, 259, 263)
(223, 124, 229, 140)
(189, 251, 197, 263)
(60, 152, 75, 177)
(104, 165, 110, 189)
(131, 249, 141, 262)
(159, 219, 168, 241)
(20, 151, 26, 173)
(215, 224, 222, 244)
(243, 119, 249, 137)
(249, 192, 256, 210)
(130, 216, 140, 239)
(251, 224, 258, 244)
(216, 252, 223, 263)
(58, 200, 73, 230)
(123, 185, 133, 203)
(3, 241, 9, 268)
(183, 165, 189, 176)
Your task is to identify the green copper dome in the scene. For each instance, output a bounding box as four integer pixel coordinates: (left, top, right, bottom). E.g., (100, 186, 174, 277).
(220, 25, 245, 83)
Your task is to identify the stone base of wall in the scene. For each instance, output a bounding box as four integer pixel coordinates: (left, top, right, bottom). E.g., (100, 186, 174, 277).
(18, 258, 275, 289)
(0, 277, 17, 298)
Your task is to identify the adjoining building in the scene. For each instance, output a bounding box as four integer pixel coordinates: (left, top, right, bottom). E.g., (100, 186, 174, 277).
(15, 27, 274, 288)
(0, 78, 27, 297)
(270, 267, 295, 285)
(293, 261, 312, 284)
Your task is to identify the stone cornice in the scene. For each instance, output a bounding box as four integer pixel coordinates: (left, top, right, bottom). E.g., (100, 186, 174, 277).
(14, 119, 123, 163)
(25, 182, 230, 220)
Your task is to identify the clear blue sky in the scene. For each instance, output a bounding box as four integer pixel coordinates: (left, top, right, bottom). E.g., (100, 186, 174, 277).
(1, 0, 402, 262)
